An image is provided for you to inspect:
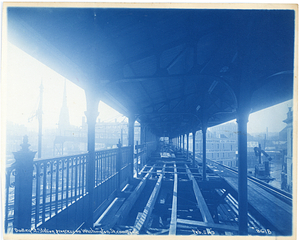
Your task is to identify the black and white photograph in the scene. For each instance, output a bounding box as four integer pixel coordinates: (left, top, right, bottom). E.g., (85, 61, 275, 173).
(1, 2, 297, 239)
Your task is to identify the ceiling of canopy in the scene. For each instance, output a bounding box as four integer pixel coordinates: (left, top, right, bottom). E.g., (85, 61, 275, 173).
(6, 4, 295, 137)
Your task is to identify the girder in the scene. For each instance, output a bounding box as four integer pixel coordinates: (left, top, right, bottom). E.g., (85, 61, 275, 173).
(5, 4, 295, 137)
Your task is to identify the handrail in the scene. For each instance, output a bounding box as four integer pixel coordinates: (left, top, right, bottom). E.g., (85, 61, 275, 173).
(5, 146, 134, 233)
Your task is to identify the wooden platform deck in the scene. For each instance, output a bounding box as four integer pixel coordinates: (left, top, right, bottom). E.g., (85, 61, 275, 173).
(92, 152, 292, 236)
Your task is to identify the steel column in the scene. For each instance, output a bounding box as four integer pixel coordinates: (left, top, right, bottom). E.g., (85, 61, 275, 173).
(128, 115, 135, 178)
(183, 134, 185, 153)
(85, 92, 99, 228)
(186, 133, 189, 160)
(192, 131, 196, 167)
(117, 140, 122, 191)
(179, 135, 182, 151)
(237, 111, 249, 235)
(202, 127, 207, 181)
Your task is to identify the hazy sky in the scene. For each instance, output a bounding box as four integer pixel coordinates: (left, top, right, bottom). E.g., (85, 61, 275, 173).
(4, 43, 124, 130)
(4, 42, 293, 134)
(248, 100, 292, 134)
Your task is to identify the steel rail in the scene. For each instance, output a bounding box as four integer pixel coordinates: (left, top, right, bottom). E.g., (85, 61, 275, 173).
(196, 157, 292, 205)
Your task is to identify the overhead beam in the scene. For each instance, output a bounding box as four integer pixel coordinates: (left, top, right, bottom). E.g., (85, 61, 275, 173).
(109, 38, 190, 75)
(139, 82, 153, 106)
(166, 48, 187, 71)
(139, 92, 196, 115)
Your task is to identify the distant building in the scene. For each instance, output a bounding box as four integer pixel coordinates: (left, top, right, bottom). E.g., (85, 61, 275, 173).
(281, 107, 293, 193)
(6, 83, 141, 160)
(194, 121, 238, 167)
(53, 82, 141, 156)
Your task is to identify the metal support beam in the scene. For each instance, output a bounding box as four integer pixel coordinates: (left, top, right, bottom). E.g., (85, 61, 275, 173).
(237, 109, 249, 235)
(85, 92, 99, 228)
(186, 133, 189, 160)
(192, 131, 196, 167)
(117, 140, 122, 191)
(179, 135, 182, 151)
(182, 134, 185, 153)
(128, 114, 135, 178)
(202, 126, 207, 181)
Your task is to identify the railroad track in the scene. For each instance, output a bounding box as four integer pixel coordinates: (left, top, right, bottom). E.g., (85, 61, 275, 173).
(197, 157, 293, 206)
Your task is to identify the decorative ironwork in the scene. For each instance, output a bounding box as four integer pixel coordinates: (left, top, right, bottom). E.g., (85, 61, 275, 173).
(5, 146, 136, 232)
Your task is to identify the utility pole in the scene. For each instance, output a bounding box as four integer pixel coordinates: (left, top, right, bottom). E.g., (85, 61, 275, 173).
(37, 81, 43, 158)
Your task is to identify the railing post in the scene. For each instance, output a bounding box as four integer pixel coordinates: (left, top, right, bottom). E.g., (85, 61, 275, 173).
(13, 135, 36, 231)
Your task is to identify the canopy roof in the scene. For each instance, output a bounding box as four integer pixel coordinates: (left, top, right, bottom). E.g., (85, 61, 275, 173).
(6, 5, 295, 137)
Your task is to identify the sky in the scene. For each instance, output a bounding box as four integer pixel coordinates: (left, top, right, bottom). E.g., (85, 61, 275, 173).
(3, 41, 294, 135)
(4, 43, 125, 131)
(248, 100, 293, 134)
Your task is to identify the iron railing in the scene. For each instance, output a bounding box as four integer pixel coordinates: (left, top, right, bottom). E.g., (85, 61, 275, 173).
(32, 153, 88, 228)
(5, 146, 133, 233)
(135, 141, 156, 175)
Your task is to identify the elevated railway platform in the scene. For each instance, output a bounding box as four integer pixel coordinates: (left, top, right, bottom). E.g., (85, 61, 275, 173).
(4, 4, 295, 238)
(6, 144, 293, 236)
(89, 149, 292, 236)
